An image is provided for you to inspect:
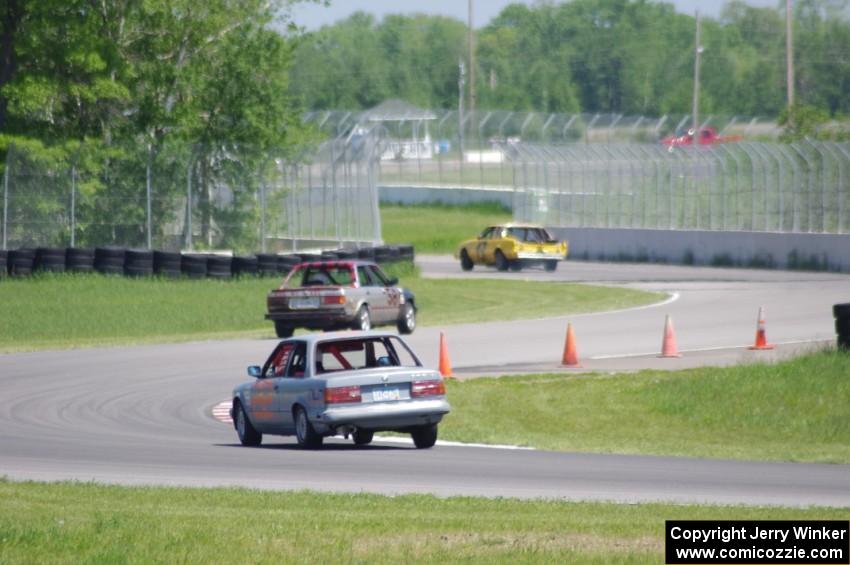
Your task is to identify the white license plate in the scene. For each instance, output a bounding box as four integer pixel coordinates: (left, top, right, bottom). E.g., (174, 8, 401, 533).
(289, 297, 320, 309)
(372, 388, 401, 402)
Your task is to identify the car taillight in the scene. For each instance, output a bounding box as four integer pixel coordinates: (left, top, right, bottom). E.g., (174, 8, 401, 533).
(324, 385, 361, 404)
(322, 295, 345, 305)
(411, 380, 445, 398)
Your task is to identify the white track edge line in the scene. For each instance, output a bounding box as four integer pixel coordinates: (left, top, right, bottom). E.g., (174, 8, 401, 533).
(591, 338, 833, 360)
(372, 435, 535, 450)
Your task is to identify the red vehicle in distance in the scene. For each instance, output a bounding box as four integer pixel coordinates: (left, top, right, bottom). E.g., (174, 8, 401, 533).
(661, 127, 742, 147)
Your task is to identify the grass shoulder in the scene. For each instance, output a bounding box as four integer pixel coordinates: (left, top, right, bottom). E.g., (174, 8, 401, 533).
(442, 350, 850, 464)
(381, 202, 512, 255)
(0, 480, 844, 564)
(0, 269, 661, 352)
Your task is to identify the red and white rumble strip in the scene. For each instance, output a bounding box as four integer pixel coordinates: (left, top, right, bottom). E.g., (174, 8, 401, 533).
(211, 401, 232, 424)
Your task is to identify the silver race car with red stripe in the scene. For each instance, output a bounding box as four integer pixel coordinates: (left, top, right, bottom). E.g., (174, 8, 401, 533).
(231, 331, 450, 449)
(265, 260, 416, 338)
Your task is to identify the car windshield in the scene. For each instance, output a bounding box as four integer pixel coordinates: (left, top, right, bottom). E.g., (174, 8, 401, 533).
(283, 264, 355, 288)
(315, 336, 421, 373)
(506, 227, 553, 243)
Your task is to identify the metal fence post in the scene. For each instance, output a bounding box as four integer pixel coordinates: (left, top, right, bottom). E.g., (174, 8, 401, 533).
(790, 143, 814, 233)
(70, 163, 77, 248)
(737, 143, 760, 230)
(146, 144, 153, 249)
(777, 145, 800, 232)
(834, 144, 850, 233)
(437, 111, 451, 186)
(185, 147, 194, 250)
(2, 143, 11, 250)
(477, 112, 492, 188)
(811, 141, 829, 233)
(259, 158, 268, 253)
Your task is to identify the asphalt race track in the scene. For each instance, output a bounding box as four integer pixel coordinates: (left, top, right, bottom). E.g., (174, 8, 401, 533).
(2, 259, 849, 507)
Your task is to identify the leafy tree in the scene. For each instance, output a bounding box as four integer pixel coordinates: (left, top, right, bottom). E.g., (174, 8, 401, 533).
(1, 0, 313, 250)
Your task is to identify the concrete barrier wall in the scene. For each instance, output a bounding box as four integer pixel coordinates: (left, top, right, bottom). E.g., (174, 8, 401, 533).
(547, 227, 850, 273)
(380, 184, 850, 272)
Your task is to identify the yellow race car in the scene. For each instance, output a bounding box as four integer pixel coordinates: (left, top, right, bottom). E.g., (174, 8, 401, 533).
(455, 224, 568, 272)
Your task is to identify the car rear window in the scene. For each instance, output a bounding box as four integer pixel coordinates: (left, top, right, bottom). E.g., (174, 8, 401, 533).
(507, 227, 554, 243)
(283, 264, 355, 288)
(315, 337, 421, 373)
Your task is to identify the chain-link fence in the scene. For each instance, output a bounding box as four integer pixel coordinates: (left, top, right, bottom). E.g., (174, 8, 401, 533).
(305, 109, 779, 190)
(0, 133, 383, 252)
(508, 140, 850, 234)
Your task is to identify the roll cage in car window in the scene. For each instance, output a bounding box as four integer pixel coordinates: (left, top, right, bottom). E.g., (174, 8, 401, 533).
(280, 263, 355, 289)
(314, 337, 423, 374)
(262, 341, 307, 378)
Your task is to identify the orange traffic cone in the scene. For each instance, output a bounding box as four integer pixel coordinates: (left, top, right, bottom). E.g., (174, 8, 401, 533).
(659, 315, 682, 358)
(749, 306, 775, 350)
(439, 332, 454, 378)
(561, 323, 581, 367)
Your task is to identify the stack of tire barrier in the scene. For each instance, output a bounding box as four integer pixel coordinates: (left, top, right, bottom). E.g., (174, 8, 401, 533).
(207, 255, 233, 280)
(66, 248, 95, 273)
(94, 247, 126, 275)
(835, 303, 850, 350)
(3, 244, 415, 279)
(154, 251, 182, 278)
(181, 254, 208, 279)
(232, 255, 259, 277)
(125, 249, 154, 277)
(8, 249, 35, 276)
(35, 248, 67, 273)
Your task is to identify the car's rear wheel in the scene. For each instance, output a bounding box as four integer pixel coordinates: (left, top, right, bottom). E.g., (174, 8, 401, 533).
(397, 303, 416, 334)
(352, 429, 374, 446)
(411, 424, 438, 449)
(354, 305, 371, 331)
(274, 321, 295, 338)
(294, 406, 323, 449)
(460, 250, 474, 271)
(544, 260, 558, 272)
(495, 251, 509, 272)
(234, 401, 262, 447)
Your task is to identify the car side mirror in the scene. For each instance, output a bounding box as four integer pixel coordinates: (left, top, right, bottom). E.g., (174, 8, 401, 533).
(387, 276, 399, 286)
(247, 365, 262, 378)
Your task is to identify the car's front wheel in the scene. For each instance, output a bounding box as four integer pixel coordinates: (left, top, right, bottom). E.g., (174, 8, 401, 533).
(397, 303, 415, 334)
(234, 401, 262, 447)
(352, 429, 374, 446)
(411, 424, 438, 449)
(353, 305, 371, 332)
(544, 260, 558, 272)
(274, 321, 295, 338)
(460, 250, 474, 271)
(294, 407, 323, 449)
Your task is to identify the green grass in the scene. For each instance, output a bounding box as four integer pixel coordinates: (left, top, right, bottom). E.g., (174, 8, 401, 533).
(0, 480, 845, 564)
(442, 350, 850, 464)
(381, 202, 512, 254)
(0, 271, 659, 352)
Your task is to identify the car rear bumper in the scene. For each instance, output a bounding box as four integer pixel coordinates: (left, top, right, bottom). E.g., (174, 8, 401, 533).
(515, 252, 564, 261)
(315, 398, 450, 431)
(265, 310, 354, 327)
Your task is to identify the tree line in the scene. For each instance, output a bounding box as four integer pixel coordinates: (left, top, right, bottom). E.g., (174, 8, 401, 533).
(0, 0, 312, 249)
(290, 0, 850, 121)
